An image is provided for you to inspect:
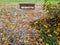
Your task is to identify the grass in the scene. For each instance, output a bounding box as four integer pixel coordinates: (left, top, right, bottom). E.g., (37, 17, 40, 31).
(0, 0, 59, 3)
(0, 0, 59, 4)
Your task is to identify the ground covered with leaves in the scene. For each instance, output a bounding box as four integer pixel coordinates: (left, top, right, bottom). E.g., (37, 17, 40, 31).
(30, 2, 60, 45)
(0, 2, 60, 45)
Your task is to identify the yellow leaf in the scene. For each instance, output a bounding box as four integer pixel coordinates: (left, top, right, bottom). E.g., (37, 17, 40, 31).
(7, 23, 15, 29)
(54, 31, 59, 35)
(48, 34, 52, 37)
(19, 40, 24, 42)
(39, 38, 43, 42)
(46, 43, 49, 45)
(8, 32, 13, 35)
(2, 33, 5, 37)
(56, 28, 60, 32)
(25, 34, 31, 37)
(58, 23, 60, 25)
(35, 34, 40, 37)
(47, 29, 50, 33)
(24, 40, 29, 43)
(10, 24, 15, 29)
(44, 25, 48, 28)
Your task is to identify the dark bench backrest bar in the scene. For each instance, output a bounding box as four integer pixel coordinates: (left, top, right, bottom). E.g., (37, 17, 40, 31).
(19, 3, 35, 10)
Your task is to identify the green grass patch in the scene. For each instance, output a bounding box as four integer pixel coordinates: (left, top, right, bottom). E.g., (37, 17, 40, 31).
(0, 0, 59, 3)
